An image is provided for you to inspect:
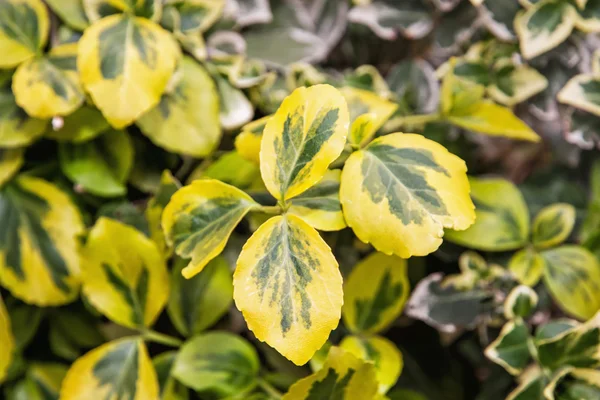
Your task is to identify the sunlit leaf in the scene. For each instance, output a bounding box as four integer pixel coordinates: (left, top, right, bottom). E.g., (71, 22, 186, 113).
(532, 203, 575, 249)
(0, 84, 48, 147)
(509, 248, 545, 287)
(234, 114, 271, 164)
(558, 74, 600, 117)
(485, 319, 532, 375)
(0, 295, 14, 384)
(0, 148, 23, 187)
(145, 170, 181, 257)
(191, 151, 260, 190)
(234, 215, 343, 365)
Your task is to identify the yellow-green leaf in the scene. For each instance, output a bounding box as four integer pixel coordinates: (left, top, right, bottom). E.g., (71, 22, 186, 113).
(234, 114, 271, 164)
(234, 214, 343, 365)
(138, 56, 221, 157)
(445, 177, 530, 251)
(83, 0, 131, 22)
(0, 147, 23, 187)
(0, 175, 84, 306)
(46, 0, 89, 31)
(288, 169, 346, 232)
(45, 106, 110, 142)
(340, 335, 403, 394)
(160, 0, 224, 34)
(532, 203, 576, 249)
(162, 179, 258, 279)
(188, 150, 260, 190)
(459, 250, 487, 273)
(0, 0, 49, 68)
(0, 295, 14, 384)
(342, 251, 409, 334)
(484, 319, 532, 375)
(78, 14, 181, 128)
(81, 217, 169, 328)
(283, 347, 378, 400)
(515, 0, 577, 59)
(447, 101, 540, 141)
(558, 74, 600, 117)
(440, 62, 486, 117)
(541, 245, 600, 320)
(341, 133, 475, 258)
(11, 363, 68, 399)
(13, 43, 84, 119)
(509, 248, 545, 286)
(260, 84, 349, 201)
(146, 170, 181, 257)
(60, 337, 159, 400)
(0, 84, 47, 147)
(168, 256, 233, 337)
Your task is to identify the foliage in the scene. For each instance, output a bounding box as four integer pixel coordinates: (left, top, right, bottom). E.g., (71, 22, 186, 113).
(0, 0, 600, 399)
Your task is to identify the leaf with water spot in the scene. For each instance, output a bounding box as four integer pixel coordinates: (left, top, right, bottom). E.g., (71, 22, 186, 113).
(260, 84, 349, 202)
(0, 295, 14, 384)
(234, 214, 343, 365)
(532, 203, 575, 249)
(341, 133, 475, 258)
(81, 217, 169, 328)
(342, 252, 409, 335)
(162, 179, 258, 279)
(61, 337, 159, 400)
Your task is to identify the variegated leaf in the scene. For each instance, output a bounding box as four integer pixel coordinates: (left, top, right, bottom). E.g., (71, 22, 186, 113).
(344, 65, 392, 99)
(288, 169, 346, 232)
(0, 84, 47, 147)
(342, 252, 409, 334)
(234, 114, 271, 164)
(0, 148, 23, 187)
(153, 352, 188, 400)
(138, 56, 221, 157)
(446, 177, 530, 251)
(575, 0, 600, 32)
(190, 150, 260, 190)
(485, 319, 532, 375)
(0, 175, 84, 305)
(532, 203, 576, 249)
(84, 0, 162, 22)
(172, 332, 259, 396)
(488, 65, 548, 107)
(162, 179, 258, 279)
(341, 133, 475, 258)
(160, 0, 224, 33)
(260, 84, 349, 202)
(558, 74, 600, 117)
(283, 347, 378, 400)
(0, 0, 49, 68)
(213, 71, 254, 130)
(46, 0, 89, 31)
(504, 285, 538, 320)
(340, 335, 403, 394)
(234, 215, 343, 365)
(81, 217, 169, 328)
(0, 295, 14, 384)
(509, 248, 545, 287)
(61, 337, 159, 400)
(543, 368, 600, 400)
(145, 170, 181, 257)
(541, 245, 600, 320)
(506, 372, 546, 400)
(78, 14, 181, 128)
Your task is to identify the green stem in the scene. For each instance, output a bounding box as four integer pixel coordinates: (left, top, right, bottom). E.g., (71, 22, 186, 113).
(385, 113, 441, 131)
(141, 329, 183, 347)
(257, 378, 283, 399)
(258, 205, 282, 215)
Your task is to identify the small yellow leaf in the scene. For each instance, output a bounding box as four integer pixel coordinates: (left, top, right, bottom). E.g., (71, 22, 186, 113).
(0, 295, 14, 384)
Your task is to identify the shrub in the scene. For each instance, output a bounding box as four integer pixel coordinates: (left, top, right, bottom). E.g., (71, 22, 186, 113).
(1, 0, 600, 399)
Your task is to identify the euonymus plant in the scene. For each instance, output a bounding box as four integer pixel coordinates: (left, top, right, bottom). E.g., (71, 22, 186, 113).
(1, 0, 600, 399)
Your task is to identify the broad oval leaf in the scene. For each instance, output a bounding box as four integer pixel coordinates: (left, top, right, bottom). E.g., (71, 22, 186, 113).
(541, 245, 600, 320)
(162, 179, 258, 279)
(234, 214, 343, 366)
(0, 175, 84, 305)
(61, 337, 159, 400)
(146, 170, 181, 257)
(288, 169, 346, 232)
(138, 56, 221, 157)
(168, 256, 233, 337)
(78, 14, 181, 128)
(0, 0, 49, 68)
(342, 251, 409, 335)
(81, 217, 169, 328)
(509, 248, 545, 287)
(0, 148, 23, 187)
(445, 177, 530, 251)
(0, 295, 14, 384)
(13, 43, 85, 119)
(532, 203, 575, 249)
(340, 335, 403, 394)
(153, 352, 189, 400)
(341, 133, 475, 258)
(484, 319, 532, 375)
(283, 346, 378, 400)
(260, 84, 349, 201)
(172, 331, 259, 396)
(59, 128, 134, 197)
(0, 85, 48, 147)
(46, 0, 89, 31)
(558, 74, 600, 117)
(515, 0, 576, 59)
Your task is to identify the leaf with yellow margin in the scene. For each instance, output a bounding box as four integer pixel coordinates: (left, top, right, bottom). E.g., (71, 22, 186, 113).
(0, 84, 48, 147)
(532, 203, 576, 249)
(509, 248, 545, 287)
(260, 84, 349, 202)
(146, 170, 181, 258)
(162, 179, 258, 279)
(0, 175, 84, 306)
(81, 217, 169, 329)
(78, 14, 181, 128)
(11, 363, 68, 399)
(341, 133, 475, 258)
(60, 337, 159, 400)
(234, 214, 343, 365)
(0, 295, 14, 384)
(558, 74, 600, 117)
(0, 147, 23, 187)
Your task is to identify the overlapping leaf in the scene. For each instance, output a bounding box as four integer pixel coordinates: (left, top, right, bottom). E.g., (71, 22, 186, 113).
(145, 170, 181, 257)
(235, 115, 271, 164)
(0, 84, 47, 147)
(558, 74, 600, 117)
(153, 352, 188, 400)
(0, 148, 23, 186)
(0, 295, 14, 384)
(509, 248, 545, 287)
(485, 319, 532, 375)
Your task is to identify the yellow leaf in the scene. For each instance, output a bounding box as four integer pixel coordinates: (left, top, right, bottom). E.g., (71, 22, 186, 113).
(82, 217, 169, 328)
(145, 170, 181, 258)
(283, 347, 378, 400)
(509, 248, 545, 286)
(234, 215, 343, 365)
(342, 252, 409, 334)
(341, 133, 475, 258)
(61, 337, 159, 400)
(138, 56, 221, 157)
(532, 203, 576, 249)
(0, 0, 49, 68)
(288, 169, 346, 231)
(260, 84, 349, 201)
(234, 114, 272, 164)
(189, 150, 260, 189)
(162, 179, 258, 279)
(0, 147, 23, 187)
(0, 295, 14, 384)
(0, 175, 84, 306)
(0, 85, 48, 147)
(78, 14, 181, 128)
